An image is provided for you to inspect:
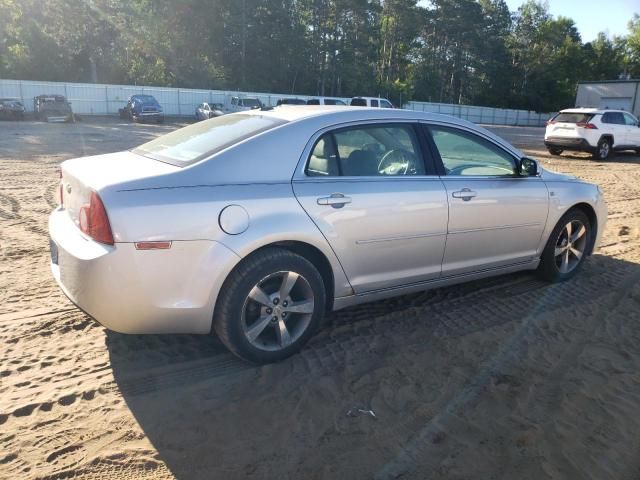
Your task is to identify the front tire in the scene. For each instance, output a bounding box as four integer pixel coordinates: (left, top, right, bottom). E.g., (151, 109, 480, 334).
(213, 248, 326, 364)
(593, 138, 611, 160)
(538, 209, 591, 282)
(547, 147, 563, 156)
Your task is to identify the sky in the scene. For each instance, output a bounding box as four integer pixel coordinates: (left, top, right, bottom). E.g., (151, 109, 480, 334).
(503, 0, 639, 42)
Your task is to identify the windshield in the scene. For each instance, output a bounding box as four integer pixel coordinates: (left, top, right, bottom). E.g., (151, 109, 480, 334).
(134, 95, 158, 103)
(133, 114, 286, 166)
(240, 98, 261, 108)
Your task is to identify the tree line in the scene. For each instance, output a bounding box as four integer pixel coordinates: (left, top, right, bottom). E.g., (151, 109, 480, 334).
(1, 0, 639, 112)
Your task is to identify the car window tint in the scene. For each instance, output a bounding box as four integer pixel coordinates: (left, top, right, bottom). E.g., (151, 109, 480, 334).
(554, 113, 594, 124)
(331, 125, 424, 176)
(623, 113, 638, 126)
(602, 112, 625, 125)
(307, 99, 320, 105)
(134, 114, 286, 167)
(430, 126, 516, 177)
(371, 99, 379, 107)
(350, 98, 366, 106)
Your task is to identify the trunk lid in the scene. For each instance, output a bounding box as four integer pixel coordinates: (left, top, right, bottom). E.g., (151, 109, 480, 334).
(60, 151, 179, 230)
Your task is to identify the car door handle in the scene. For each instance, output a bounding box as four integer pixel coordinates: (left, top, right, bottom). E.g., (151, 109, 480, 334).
(452, 188, 477, 201)
(317, 193, 352, 208)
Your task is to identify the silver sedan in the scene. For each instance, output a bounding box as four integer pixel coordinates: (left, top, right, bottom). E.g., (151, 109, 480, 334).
(49, 107, 607, 363)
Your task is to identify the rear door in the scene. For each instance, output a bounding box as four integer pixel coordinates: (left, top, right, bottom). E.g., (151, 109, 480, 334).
(425, 124, 549, 277)
(293, 122, 448, 293)
(601, 112, 627, 147)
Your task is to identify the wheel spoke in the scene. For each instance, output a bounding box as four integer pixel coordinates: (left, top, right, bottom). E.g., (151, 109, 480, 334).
(560, 250, 570, 273)
(565, 222, 572, 240)
(571, 225, 586, 243)
(246, 314, 273, 342)
(276, 317, 292, 347)
(554, 246, 566, 257)
(278, 272, 299, 301)
(569, 246, 583, 260)
(284, 300, 314, 314)
(248, 286, 272, 307)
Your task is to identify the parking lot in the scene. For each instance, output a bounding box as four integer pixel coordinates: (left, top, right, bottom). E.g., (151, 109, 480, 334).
(1, 117, 640, 480)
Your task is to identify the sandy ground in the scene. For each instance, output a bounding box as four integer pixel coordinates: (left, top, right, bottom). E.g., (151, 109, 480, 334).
(1, 118, 640, 480)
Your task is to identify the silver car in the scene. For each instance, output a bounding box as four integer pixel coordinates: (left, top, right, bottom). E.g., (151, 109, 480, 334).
(49, 107, 607, 363)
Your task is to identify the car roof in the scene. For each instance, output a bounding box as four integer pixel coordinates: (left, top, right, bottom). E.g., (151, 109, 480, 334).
(239, 105, 521, 155)
(560, 107, 632, 115)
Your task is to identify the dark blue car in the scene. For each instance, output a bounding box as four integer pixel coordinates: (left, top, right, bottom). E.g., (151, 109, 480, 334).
(119, 94, 164, 123)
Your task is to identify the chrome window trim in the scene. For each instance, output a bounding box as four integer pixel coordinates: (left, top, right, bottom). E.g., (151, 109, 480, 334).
(293, 118, 435, 181)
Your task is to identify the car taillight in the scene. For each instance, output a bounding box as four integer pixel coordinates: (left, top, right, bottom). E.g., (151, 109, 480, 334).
(78, 191, 114, 245)
(577, 122, 598, 129)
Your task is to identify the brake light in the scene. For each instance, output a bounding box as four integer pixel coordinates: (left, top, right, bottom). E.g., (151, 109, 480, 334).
(78, 191, 114, 245)
(577, 122, 598, 129)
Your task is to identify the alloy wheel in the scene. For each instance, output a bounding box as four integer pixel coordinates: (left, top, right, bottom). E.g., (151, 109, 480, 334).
(241, 271, 315, 351)
(554, 220, 588, 274)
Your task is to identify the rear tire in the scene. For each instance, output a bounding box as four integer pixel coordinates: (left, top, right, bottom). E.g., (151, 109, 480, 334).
(213, 248, 326, 364)
(537, 209, 591, 282)
(593, 138, 611, 160)
(547, 147, 563, 156)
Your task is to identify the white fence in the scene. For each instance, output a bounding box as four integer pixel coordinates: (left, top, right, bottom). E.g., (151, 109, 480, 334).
(0, 78, 553, 126)
(404, 101, 553, 127)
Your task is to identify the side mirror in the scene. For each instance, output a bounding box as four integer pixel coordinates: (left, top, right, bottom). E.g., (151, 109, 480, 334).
(519, 157, 538, 176)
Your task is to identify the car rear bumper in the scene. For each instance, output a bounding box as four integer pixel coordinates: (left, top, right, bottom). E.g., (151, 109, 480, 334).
(544, 137, 594, 152)
(49, 208, 240, 334)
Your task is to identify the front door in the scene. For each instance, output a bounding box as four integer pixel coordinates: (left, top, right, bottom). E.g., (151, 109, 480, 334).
(623, 112, 640, 146)
(293, 123, 448, 293)
(426, 124, 549, 277)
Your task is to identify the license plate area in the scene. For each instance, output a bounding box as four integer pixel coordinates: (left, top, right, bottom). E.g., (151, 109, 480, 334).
(50, 238, 59, 265)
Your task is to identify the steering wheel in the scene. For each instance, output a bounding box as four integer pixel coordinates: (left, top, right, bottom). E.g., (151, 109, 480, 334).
(377, 148, 417, 175)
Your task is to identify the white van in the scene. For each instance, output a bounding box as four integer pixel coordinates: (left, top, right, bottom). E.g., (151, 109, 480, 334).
(350, 97, 394, 108)
(306, 97, 347, 106)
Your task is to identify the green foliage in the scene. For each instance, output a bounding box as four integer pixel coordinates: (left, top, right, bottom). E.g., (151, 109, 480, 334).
(0, 0, 638, 110)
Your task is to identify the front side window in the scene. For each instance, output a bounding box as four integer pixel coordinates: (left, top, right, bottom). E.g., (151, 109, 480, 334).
(380, 100, 394, 108)
(430, 126, 516, 177)
(134, 114, 286, 166)
(623, 113, 638, 126)
(306, 124, 425, 177)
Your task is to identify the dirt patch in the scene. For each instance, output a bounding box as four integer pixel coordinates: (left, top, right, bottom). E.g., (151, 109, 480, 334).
(1, 119, 640, 479)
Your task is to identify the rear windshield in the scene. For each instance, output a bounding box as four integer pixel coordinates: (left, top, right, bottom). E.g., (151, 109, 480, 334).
(553, 112, 595, 124)
(133, 114, 286, 166)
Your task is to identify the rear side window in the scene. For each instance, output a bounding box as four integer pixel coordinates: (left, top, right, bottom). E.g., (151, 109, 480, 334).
(324, 99, 346, 105)
(350, 98, 366, 106)
(371, 99, 379, 107)
(134, 114, 286, 166)
(553, 113, 595, 124)
(602, 112, 625, 125)
(306, 124, 425, 177)
(307, 99, 320, 105)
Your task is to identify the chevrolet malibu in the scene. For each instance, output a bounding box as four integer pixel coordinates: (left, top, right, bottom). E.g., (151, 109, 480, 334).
(49, 106, 607, 363)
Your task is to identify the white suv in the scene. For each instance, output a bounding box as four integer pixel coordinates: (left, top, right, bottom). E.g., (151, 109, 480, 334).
(544, 108, 640, 160)
(350, 97, 394, 108)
